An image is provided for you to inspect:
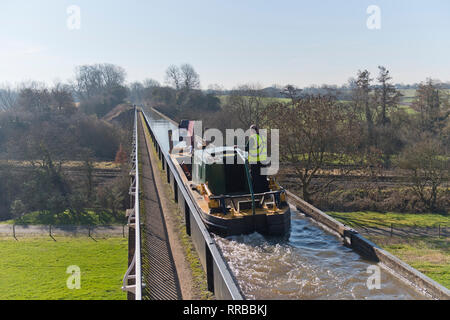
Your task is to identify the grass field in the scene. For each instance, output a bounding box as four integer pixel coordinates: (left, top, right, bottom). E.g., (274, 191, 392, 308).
(371, 236, 449, 289)
(0, 236, 127, 300)
(218, 91, 419, 114)
(327, 211, 450, 228)
(327, 211, 449, 289)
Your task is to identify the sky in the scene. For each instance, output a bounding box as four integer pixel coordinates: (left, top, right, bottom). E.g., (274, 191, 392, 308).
(1, 0, 449, 89)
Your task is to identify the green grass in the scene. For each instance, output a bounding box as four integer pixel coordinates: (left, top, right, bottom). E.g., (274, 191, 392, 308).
(327, 211, 450, 229)
(370, 237, 450, 289)
(0, 236, 127, 300)
(217, 92, 421, 119)
(217, 89, 449, 116)
(326, 210, 449, 289)
(1, 209, 126, 226)
(398, 104, 418, 114)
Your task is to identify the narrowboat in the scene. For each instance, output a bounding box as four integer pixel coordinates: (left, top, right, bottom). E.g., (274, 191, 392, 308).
(169, 121, 291, 237)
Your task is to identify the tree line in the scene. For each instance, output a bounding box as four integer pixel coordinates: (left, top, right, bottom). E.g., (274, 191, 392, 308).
(128, 63, 221, 120)
(0, 63, 132, 223)
(124, 63, 448, 214)
(262, 68, 448, 213)
(150, 65, 449, 213)
(1, 62, 448, 219)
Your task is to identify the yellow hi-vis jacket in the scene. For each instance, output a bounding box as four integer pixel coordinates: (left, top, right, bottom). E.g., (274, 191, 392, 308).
(248, 134, 267, 163)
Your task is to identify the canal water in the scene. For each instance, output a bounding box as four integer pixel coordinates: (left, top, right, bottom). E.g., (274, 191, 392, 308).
(142, 107, 428, 300)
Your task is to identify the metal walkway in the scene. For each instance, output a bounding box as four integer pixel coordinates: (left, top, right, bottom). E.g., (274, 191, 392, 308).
(138, 115, 182, 300)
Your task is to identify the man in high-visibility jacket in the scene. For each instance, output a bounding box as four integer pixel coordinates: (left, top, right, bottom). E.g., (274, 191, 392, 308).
(246, 125, 269, 193)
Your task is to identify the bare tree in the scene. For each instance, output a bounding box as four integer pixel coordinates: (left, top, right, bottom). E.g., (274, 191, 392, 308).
(17, 83, 52, 113)
(225, 83, 268, 129)
(13, 82, 75, 114)
(264, 94, 360, 203)
(165, 63, 200, 91)
(74, 63, 126, 100)
(398, 137, 449, 212)
(143, 78, 160, 88)
(165, 65, 182, 90)
(128, 79, 161, 104)
(129, 82, 145, 104)
(73, 63, 127, 117)
(74, 65, 103, 99)
(51, 82, 76, 113)
(180, 63, 200, 90)
(100, 64, 126, 89)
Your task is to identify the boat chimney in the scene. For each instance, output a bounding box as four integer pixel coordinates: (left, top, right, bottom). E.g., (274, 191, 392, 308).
(168, 130, 173, 153)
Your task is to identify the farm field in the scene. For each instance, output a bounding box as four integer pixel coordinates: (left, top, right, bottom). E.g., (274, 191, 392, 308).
(218, 89, 420, 112)
(218, 89, 448, 115)
(371, 236, 450, 289)
(327, 211, 450, 289)
(0, 236, 127, 300)
(327, 211, 450, 229)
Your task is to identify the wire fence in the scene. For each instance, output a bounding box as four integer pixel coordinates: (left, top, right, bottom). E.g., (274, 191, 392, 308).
(0, 224, 128, 238)
(347, 220, 450, 239)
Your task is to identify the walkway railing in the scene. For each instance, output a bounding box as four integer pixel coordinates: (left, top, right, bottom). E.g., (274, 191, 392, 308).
(122, 107, 142, 300)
